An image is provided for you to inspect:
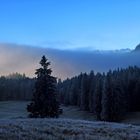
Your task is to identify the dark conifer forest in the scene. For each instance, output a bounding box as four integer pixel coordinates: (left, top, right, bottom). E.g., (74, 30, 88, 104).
(0, 58, 140, 121)
(0, 73, 34, 100)
(58, 66, 140, 121)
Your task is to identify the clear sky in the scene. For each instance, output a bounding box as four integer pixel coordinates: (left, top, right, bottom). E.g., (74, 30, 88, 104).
(0, 0, 140, 50)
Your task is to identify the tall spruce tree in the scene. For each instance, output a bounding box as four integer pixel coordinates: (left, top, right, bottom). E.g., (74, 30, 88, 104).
(94, 73, 103, 120)
(27, 56, 60, 118)
(101, 70, 113, 121)
(88, 71, 95, 113)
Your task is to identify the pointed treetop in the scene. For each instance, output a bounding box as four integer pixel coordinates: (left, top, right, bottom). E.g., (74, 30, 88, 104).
(40, 55, 50, 67)
(35, 55, 52, 76)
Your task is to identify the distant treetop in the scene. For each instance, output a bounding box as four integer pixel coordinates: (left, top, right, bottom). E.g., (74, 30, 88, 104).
(5, 72, 26, 79)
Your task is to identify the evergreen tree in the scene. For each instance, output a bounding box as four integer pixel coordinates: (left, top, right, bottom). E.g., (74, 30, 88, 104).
(133, 79, 140, 111)
(88, 71, 95, 113)
(111, 75, 126, 121)
(27, 56, 60, 118)
(57, 66, 140, 122)
(94, 73, 103, 120)
(101, 71, 113, 121)
(80, 73, 89, 110)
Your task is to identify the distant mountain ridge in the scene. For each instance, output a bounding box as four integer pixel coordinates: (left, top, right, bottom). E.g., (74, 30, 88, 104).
(134, 44, 140, 52)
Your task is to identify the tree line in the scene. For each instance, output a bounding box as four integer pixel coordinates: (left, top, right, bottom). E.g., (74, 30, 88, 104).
(0, 73, 34, 100)
(58, 66, 140, 122)
(0, 57, 140, 121)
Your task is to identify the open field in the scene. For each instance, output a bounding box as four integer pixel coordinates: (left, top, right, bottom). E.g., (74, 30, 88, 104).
(0, 101, 96, 120)
(0, 101, 28, 119)
(0, 101, 139, 139)
(0, 101, 140, 125)
(0, 118, 140, 140)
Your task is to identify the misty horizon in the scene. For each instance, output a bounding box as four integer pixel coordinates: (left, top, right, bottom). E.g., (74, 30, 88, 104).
(0, 43, 139, 80)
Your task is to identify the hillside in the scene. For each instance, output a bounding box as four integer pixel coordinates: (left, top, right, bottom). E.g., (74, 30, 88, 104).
(134, 44, 140, 52)
(0, 118, 139, 140)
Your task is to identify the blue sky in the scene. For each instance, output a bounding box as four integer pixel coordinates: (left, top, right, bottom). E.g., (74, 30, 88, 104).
(0, 0, 140, 50)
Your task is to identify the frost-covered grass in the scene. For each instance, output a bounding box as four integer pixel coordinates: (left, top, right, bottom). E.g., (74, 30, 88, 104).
(0, 101, 28, 119)
(0, 101, 96, 121)
(0, 101, 140, 139)
(60, 105, 96, 121)
(0, 118, 140, 140)
(0, 101, 140, 125)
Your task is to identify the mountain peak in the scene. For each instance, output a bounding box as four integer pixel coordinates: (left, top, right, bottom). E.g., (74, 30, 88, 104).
(134, 44, 140, 51)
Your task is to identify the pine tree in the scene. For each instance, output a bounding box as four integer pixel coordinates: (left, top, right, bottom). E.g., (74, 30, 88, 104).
(27, 56, 60, 118)
(111, 75, 125, 121)
(101, 71, 113, 121)
(80, 73, 89, 110)
(94, 73, 103, 120)
(88, 71, 95, 113)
